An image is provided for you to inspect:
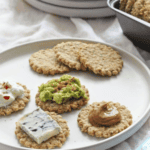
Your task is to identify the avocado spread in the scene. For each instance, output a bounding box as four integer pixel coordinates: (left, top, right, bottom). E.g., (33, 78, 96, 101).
(39, 75, 88, 104)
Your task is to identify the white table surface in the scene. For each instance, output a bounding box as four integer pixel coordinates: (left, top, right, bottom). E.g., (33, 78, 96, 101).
(0, 0, 150, 150)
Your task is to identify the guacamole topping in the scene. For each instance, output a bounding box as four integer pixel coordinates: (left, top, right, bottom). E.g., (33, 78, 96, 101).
(39, 75, 88, 104)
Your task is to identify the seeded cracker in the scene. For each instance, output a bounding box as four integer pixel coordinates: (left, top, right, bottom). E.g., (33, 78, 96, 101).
(0, 83, 30, 116)
(125, 0, 136, 13)
(131, 0, 145, 18)
(29, 49, 70, 75)
(77, 101, 132, 138)
(15, 111, 70, 149)
(78, 43, 123, 76)
(120, 0, 128, 11)
(53, 41, 87, 71)
(140, 0, 150, 22)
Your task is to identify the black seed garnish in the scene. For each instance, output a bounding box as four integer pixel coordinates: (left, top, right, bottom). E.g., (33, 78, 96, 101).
(31, 129, 37, 132)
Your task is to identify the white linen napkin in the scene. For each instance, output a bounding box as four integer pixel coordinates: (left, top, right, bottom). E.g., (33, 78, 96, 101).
(0, 0, 150, 150)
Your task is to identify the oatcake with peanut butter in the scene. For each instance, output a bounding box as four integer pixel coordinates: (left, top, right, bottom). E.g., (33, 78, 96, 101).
(53, 41, 87, 71)
(35, 75, 89, 114)
(77, 101, 132, 138)
(78, 43, 123, 76)
(29, 49, 70, 75)
(15, 111, 70, 149)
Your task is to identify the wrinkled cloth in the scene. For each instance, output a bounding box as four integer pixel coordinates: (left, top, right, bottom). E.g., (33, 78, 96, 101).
(0, 0, 150, 150)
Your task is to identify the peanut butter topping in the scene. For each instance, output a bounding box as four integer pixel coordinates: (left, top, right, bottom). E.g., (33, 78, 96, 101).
(88, 102, 121, 126)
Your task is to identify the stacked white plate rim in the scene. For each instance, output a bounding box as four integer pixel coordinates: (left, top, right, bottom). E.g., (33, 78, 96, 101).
(25, 0, 116, 18)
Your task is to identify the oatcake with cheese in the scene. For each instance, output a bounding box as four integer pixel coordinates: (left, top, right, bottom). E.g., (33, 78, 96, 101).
(15, 110, 70, 149)
(0, 81, 30, 116)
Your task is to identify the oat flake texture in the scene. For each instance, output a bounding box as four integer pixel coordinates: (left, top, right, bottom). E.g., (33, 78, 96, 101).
(131, 0, 145, 19)
(120, 0, 128, 10)
(78, 43, 123, 76)
(29, 49, 70, 75)
(53, 41, 88, 71)
(125, 0, 136, 13)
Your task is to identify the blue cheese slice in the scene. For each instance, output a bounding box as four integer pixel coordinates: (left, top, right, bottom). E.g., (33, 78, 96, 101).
(19, 107, 61, 144)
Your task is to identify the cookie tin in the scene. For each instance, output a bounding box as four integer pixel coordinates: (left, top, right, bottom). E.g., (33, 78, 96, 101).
(107, 0, 150, 51)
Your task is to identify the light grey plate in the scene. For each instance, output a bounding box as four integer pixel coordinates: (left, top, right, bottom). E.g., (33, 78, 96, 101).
(38, 0, 107, 8)
(0, 38, 150, 150)
(25, 0, 115, 18)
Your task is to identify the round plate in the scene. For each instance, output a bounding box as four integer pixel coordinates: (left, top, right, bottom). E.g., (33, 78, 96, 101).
(33, 0, 107, 8)
(0, 39, 150, 150)
(24, 0, 115, 18)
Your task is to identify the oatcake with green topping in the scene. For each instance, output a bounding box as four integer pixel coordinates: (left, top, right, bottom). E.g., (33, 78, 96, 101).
(78, 43, 123, 76)
(29, 49, 70, 75)
(53, 41, 87, 71)
(36, 75, 89, 113)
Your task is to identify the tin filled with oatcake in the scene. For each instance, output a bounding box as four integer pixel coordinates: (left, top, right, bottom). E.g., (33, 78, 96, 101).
(107, 0, 150, 51)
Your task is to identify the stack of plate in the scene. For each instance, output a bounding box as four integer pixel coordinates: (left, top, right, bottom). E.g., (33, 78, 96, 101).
(25, 0, 116, 18)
